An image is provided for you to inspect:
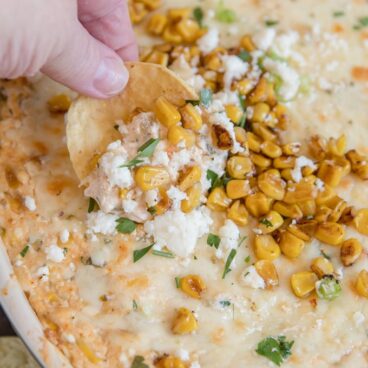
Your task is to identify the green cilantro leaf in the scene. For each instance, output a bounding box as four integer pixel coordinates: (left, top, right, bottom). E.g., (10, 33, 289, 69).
(320, 249, 331, 260)
(238, 50, 251, 62)
(216, 1, 236, 23)
(260, 218, 273, 228)
(120, 138, 160, 168)
(219, 300, 231, 307)
(131, 355, 149, 368)
(87, 197, 98, 213)
(193, 7, 204, 27)
(175, 276, 181, 288)
(222, 249, 237, 279)
(353, 16, 368, 30)
(206, 169, 219, 188)
(265, 19, 279, 27)
(244, 255, 251, 263)
(20, 245, 29, 257)
(333, 11, 345, 17)
(116, 218, 136, 234)
(239, 113, 247, 128)
(152, 249, 175, 259)
(207, 233, 221, 249)
(256, 336, 294, 366)
(132, 300, 138, 311)
(200, 88, 213, 107)
(147, 206, 157, 215)
(133, 243, 155, 263)
(185, 99, 200, 106)
(238, 92, 247, 111)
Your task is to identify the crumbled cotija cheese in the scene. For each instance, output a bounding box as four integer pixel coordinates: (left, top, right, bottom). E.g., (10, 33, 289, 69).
(87, 211, 119, 235)
(291, 156, 317, 183)
(59, 229, 70, 243)
(219, 220, 240, 250)
(45, 244, 65, 263)
(252, 28, 276, 51)
(145, 189, 160, 207)
(122, 199, 138, 213)
(197, 28, 219, 54)
(221, 55, 249, 88)
(167, 186, 187, 209)
(242, 266, 266, 289)
(144, 207, 212, 257)
(24, 196, 36, 211)
(36, 265, 49, 281)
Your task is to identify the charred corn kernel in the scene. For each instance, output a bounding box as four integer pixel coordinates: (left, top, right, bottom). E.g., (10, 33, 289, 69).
(255, 260, 279, 288)
(353, 209, 368, 235)
(245, 192, 273, 217)
(328, 198, 347, 222)
(207, 187, 232, 212)
(240, 35, 255, 51)
(273, 104, 290, 129)
(204, 54, 222, 71)
(153, 191, 171, 215)
(346, 149, 368, 180)
(129, 2, 147, 24)
(180, 103, 202, 131)
(250, 153, 272, 169)
(301, 166, 315, 177)
(44, 319, 58, 331)
(227, 200, 248, 226)
(227, 156, 253, 179)
(355, 270, 368, 297)
(281, 169, 293, 181)
(77, 340, 101, 364)
(145, 50, 169, 66)
(168, 125, 195, 147)
(284, 180, 315, 204)
(316, 185, 335, 206)
(163, 25, 183, 44)
(180, 274, 206, 298)
(252, 123, 277, 142)
(340, 238, 362, 267)
(167, 7, 191, 21)
(298, 200, 316, 217)
(178, 165, 201, 191)
(147, 13, 168, 35)
(273, 156, 295, 169)
(204, 79, 217, 92)
(258, 170, 286, 200)
(155, 96, 181, 127)
(135, 166, 170, 191)
(282, 142, 301, 156)
(327, 135, 346, 156)
(260, 141, 282, 159)
(181, 183, 201, 213)
(252, 102, 270, 123)
(340, 205, 354, 224)
(226, 180, 251, 199)
(234, 127, 247, 144)
(295, 220, 317, 238)
(137, 0, 162, 10)
(155, 355, 187, 368)
(315, 222, 345, 245)
(212, 125, 233, 150)
(263, 111, 278, 128)
(287, 224, 311, 242)
(315, 206, 333, 222)
(309, 135, 326, 161)
(234, 79, 253, 96)
(119, 188, 128, 199)
(172, 308, 198, 334)
(248, 77, 268, 104)
(258, 210, 284, 234)
(247, 132, 262, 152)
(273, 201, 303, 219)
(317, 160, 345, 187)
(176, 18, 201, 43)
(291, 271, 318, 298)
(47, 94, 71, 113)
(279, 230, 305, 259)
(225, 104, 243, 124)
(254, 234, 281, 261)
(311, 257, 334, 278)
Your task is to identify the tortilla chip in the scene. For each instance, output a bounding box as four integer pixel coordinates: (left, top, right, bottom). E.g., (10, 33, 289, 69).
(66, 62, 198, 180)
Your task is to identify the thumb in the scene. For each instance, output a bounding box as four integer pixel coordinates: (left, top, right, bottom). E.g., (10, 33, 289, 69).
(42, 21, 129, 98)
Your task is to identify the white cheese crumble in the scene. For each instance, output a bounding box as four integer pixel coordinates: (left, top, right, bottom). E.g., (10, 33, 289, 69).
(221, 55, 248, 88)
(59, 229, 70, 243)
(87, 211, 119, 235)
(197, 28, 219, 54)
(190, 362, 201, 368)
(99, 140, 133, 188)
(242, 266, 265, 289)
(177, 349, 190, 361)
(219, 220, 240, 250)
(45, 244, 65, 263)
(24, 196, 36, 211)
(167, 186, 187, 210)
(353, 311, 365, 326)
(36, 265, 49, 281)
(291, 156, 317, 183)
(144, 207, 212, 257)
(253, 28, 276, 51)
(145, 189, 160, 207)
(63, 333, 76, 343)
(122, 199, 138, 213)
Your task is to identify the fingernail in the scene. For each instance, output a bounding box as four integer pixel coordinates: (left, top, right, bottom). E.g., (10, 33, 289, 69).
(93, 57, 128, 97)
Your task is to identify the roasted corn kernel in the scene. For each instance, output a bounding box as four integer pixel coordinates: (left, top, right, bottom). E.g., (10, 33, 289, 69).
(207, 187, 232, 211)
(234, 78, 254, 95)
(311, 257, 334, 278)
(176, 18, 201, 43)
(282, 142, 301, 156)
(252, 123, 277, 142)
(129, 2, 148, 24)
(172, 307, 198, 334)
(226, 180, 251, 199)
(250, 153, 272, 169)
(212, 124, 233, 150)
(258, 211, 284, 234)
(273, 156, 295, 169)
(340, 238, 363, 266)
(355, 270, 368, 298)
(155, 96, 181, 127)
(260, 141, 282, 159)
(135, 166, 170, 191)
(225, 104, 243, 124)
(234, 127, 247, 144)
(252, 102, 270, 123)
(258, 170, 286, 200)
(180, 274, 206, 299)
(247, 132, 262, 152)
(155, 355, 187, 368)
(240, 35, 256, 52)
(316, 185, 336, 206)
(181, 183, 201, 213)
(279, 230, 305, 259)
(163, 25, 183, 44)
(315, 206, 333, 223)
(287, 224, 311, 242)
(245, 192, 273, 217)
(290, 271, 318, 298)
(353, 209, 368, 236)
(255, 260, 279, 288)
(180, 103, 202, 131)
(254, 234, 281, 261)
(168, 125, 196, 147)
(147, 13, 168, 35)
(227, 200, 249, 226)
(317, 160, 345, 187)
(153, 191, 172, 215)
(326, 135, 346, 156)
(346, 149, 368, 180)
(145, 50, 169, 66)
(298, 200, 316, 217)
(77, 340, 102, 364)
(138, 0, 162, 10)
(283, 180, 315, 204)
(273, 201, 303, 219)
(47, 94, 71, 113)
(178, 165, 201, 191)
(167, 7, 191, 21)
(227, 156, 253, 179)
(315, 222, 345, 246)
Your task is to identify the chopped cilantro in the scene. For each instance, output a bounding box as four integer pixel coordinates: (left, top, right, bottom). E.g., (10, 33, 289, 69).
(131, 355, 149, 368)
(207, 233, 221, 249)
(353, 16, 368, 30)
(63, 248, 68, 256)
(238, 113, 247, 129)
(120, 138, 160, 168)
(216, 7, 236, 23)
(200, 88, 213, 107)
(20, 245, 29, 257)
(238, 93, 247, 111)
(238, 50, 251, 62)
(333, 11, 345, 17)
(133, 243, 154, 263)
(244, 255, 251, 263)
(206, 169, 219, 188)
(193, 255, 198, 260)
(256, 336, 294, 366)
(219, 300, 231, 307)
(320, 249, 331, 260)
(238, 236, 247, 247)
(222, 249, 237, 279)
(99, 294, 108, 302)
(175, 276, 181, 288)
(185, 99, 200, 106)
(265, 19, 279, 27)
(260, 218, 273, 228)
(193, 7, 204, 27)
(152, 249, 175, 258)
(132, 299, 138, 311)
(316, 275, 341, 301)
(80, 256, 93, 265)
(147, 206, 157, 215)
(87, 197, 98, 213)
(116, 217, 136, 234)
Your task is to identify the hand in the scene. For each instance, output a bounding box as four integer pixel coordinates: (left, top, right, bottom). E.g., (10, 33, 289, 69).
(0, 0, 138, 98)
